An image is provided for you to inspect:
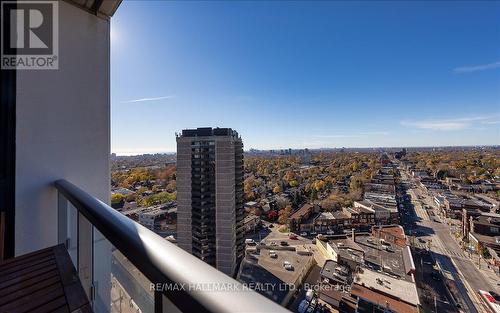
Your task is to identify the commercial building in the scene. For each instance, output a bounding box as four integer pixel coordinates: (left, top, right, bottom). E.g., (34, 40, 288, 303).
(315, 231, 419, 313)
(461, 211, 500, 274)
(176, 127, 245, 276)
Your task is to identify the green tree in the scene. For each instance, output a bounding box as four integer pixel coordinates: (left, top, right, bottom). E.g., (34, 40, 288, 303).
(111, 194, 124, 208)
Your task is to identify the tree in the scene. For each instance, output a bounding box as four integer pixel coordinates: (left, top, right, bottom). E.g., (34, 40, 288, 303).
(278, 206, 292, 225)
(482, 247, 492, 259)
(273, 185, 281, 194)
(310, 188, 318, 201)
(141, 191, 176, 207)
(349, 176, 365, 192)
(111, 194, 124, 208)
(267, 210, 278, 221)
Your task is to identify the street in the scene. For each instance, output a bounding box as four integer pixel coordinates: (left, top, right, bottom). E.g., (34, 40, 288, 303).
(399, 169, 499, 313)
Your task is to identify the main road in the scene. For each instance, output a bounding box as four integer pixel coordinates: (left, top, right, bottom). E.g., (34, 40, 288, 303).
(400, 169, 498, 313)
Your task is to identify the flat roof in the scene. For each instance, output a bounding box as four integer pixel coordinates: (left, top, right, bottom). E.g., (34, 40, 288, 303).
(352, 284, 418, 313)
(321, 260, 350, 284)
(237, 249, 313, 304)
(354, 268, 419, 307)
(373, 225, 405, 240)
(354, 235, 411, 282)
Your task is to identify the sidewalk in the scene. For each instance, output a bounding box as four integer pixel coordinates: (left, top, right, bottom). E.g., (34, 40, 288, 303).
(450, 232, 500, 294)
(476, 257, 500, 294)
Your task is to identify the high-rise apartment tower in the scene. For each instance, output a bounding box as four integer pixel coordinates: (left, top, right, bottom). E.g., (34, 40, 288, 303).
(176, 127, 244, 276)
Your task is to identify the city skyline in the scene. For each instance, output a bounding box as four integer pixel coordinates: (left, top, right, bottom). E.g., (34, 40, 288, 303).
(110, 1, 500, 155)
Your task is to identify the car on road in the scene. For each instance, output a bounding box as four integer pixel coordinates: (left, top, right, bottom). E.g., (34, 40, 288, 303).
(270, 241, 277, 246)
(280, 241, 289, 246)
(289, 233, 298, 240)
(268, 224, 274, 228)
(245, 239, 256, 245)
(418, 238, 426, 243)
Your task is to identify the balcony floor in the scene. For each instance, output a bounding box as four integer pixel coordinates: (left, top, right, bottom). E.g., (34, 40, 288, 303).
(0, 244, 91, 313)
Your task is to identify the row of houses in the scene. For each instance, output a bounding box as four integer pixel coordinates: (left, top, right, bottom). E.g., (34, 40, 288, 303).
(288, 165, 400, 233)
(434, 192, 495, 219)
(119, 202, 177, 233)
(445, 177, 499, 194)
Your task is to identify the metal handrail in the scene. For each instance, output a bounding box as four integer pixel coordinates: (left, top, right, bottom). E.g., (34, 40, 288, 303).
(55, 179, 290, 313)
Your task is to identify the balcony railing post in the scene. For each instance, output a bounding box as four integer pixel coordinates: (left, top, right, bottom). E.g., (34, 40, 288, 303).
(78, 212, 93, 301)
(154, 290, 163, 313)
(57, 190, 68, 247)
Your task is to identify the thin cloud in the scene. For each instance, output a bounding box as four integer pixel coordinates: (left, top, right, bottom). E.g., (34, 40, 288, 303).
(359, 131, 391, 136)
(401, 115, 500, 131)
(314, 131, 390, 138)
(453, 61, 500, 73)
(481, 120, 500, 125)
(125, 95, 175, 103)
(315, 135, 362, 138)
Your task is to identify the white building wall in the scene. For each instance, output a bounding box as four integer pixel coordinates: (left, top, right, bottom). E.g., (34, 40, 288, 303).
(15, 0, 110, 255)
(14, 2, 111, 310)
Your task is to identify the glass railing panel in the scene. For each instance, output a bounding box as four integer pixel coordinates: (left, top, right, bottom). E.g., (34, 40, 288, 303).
(93, 228, 154, 313)
(67, 202, 78, 266)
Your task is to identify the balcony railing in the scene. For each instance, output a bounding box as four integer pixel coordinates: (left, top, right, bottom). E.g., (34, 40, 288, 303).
(55, 179, 289, 313)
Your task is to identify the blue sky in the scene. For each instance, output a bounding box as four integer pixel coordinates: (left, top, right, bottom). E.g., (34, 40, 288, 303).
(110, 1, 500, 155)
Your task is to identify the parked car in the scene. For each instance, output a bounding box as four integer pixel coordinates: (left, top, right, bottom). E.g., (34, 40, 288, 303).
(298, 300, 309, 313)
(300, 232, 308, 237)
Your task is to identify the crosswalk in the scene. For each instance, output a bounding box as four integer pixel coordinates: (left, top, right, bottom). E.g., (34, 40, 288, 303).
(430, 236, 468, 259)
(442, 249, 467, 259)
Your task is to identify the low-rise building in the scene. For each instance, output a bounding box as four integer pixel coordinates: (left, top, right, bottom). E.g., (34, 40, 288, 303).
(241, 213, 261, 233)
(138, 204, 177, 231)
(343, 206, 375, 228)
(315, 231, 419, 313)
(288, 204, 315, 232)
(461, 210, 500, 274)
(371, 225, 407, 248)
(237, 245, 315, 306)
(443, 194, 493, 218)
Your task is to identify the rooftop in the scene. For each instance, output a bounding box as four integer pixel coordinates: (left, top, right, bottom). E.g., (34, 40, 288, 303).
(354, 235, 412, 282)
(289, 204, 314, 220)
(177, 127, 240, 138)
(352, 284, 418, 313)
(321, 260, 351, 285)
(353, 268, 419, 307)
(237, 248, 313, 304)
